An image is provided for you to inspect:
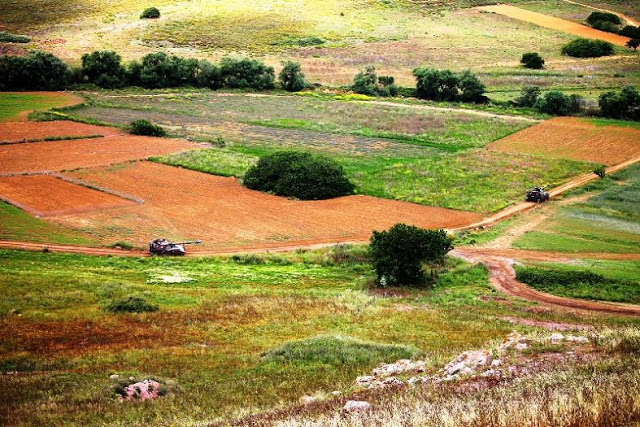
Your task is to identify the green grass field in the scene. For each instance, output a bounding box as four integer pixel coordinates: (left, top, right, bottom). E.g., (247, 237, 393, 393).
(0, 93, 77, 122)
(514, 163, 640, 253)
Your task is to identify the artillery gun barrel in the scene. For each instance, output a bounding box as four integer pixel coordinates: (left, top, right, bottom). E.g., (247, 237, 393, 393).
(171, 240, 202, 245)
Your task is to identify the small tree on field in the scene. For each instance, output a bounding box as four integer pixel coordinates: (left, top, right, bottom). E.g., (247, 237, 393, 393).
(279, 61, 306, 92)
(129, 119, 166, 137)
(520, 52, 545, 69)
(627, 39, 640, 51)
(141, 7, 160, 19)
(535, 91, 572, 116)
(351, 65, 398, 97)
(369, 224, 454, 287)
(516, 86, 541, 107)
(562, 38, 614, 58)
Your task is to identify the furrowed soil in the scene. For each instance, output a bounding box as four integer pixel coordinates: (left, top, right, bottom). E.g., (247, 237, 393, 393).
(0, 120, 119, 143)
(0, 175, 136, 217)
(488, 117, 640, 165)
(478, 5, 632, 46)
(0, 134, 197, 174)
(58, 162, 481, 249)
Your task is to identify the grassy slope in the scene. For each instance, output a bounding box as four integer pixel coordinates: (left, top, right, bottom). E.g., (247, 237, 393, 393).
(0, 93, 77, 122)
(0, 249, 511, 425)
(514, 162, 640, 252)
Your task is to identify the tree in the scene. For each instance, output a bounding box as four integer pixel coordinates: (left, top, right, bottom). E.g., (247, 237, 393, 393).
(458, 70, 486, 103)
(140, 7, 160, 19)
(244, 151, 355, 200)
(562, 38, 614, 58)
(220, 57, 275, 90)
(520, 52, 545, 69)
(599, 86, 640, 120)
(515, 86, 541, 107)
(279, 61, 306, 92)
(369, 224, 454, 287)
(129, 119, 166, 136)
(0, 51, 70, 90)
(620, 25, 640, 39)
(413, 68, 485, 103)
(351, 65, 398, 97)
(586, 11, 621, 26)
(626, 39, 640, 51)
(81, 51, 127, 88)
(194, 59, 223, 90)
(133, 52, 199, 88)
(535, 91, 572, 116)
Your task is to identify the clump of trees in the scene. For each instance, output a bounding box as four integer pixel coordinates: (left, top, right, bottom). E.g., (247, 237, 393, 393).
(369, 224, 454, 287)
(279, 61, 307, 92)
(244, 151, 355, 200)
(586, 11, 621, 33)
(220, 57, 275, 90)
(598, 86, 640, 121)
(520, 52, 545, 69)
(515, 87, 583, 116)
(351, 65, 398, 97)
(620, 25, 640, 39)
(562, 38, 614, 58)
(140, 7, 161, 19)
(129, 119, 167, 137)
(80, 50, 128, 88)
(0, 51, 70, 90)
(413, 68, 486, 103)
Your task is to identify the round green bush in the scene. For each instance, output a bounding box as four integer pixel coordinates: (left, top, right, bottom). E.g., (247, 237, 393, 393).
(243, 151, 355, 200)
(140, 7, 160, 19)
(520, 52, 545, 69)
(562, 38, 614, 58)
(534, 91, 572, 116)
(129, 119, 166, 137)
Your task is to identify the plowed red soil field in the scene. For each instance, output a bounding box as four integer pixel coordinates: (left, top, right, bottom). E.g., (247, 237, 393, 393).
(0, 175, 136, 216)
(488, 117, 640, 165)
(56, 162, 481, 250)
(478, 5, 631, 46)
(0, 120, 120, 143)
(0, 136, 197, 174)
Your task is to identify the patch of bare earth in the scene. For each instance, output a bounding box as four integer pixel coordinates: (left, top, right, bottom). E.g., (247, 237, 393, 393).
(0, 120, 118, 142)
(488, 117, 640, 165)
(56, 161, 481, 250)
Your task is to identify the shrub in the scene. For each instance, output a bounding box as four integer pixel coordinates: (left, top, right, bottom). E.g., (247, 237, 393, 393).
(520, 52, 545, 69)
(535, 91, 572, 115)
(81, 51, 127, 88)
(0, 51, 70, 91)
(516, 86, 541, 107)
(220, 57, 275, 90)
(591, 20, 620, 33)
(627, 39, 640, 51)
(413, 68, 485, 103)
(279, 61, 306, 92)
(594, 164, 606, 178)
(568, 94, 585, 114)
(129, 119, 166, 136)
(140, 7, 160, 19)
(586, 11, 621, 26)
(351, 65, 398, 97)
(0, 31, 30, 43)
(369, 224, 454, 287)
(243, 151, 355, 200)
(598, 86, 640, 120)
(620, 25, 640, 39)
(106, 296, 159, 313)
(562, 38, 614, 58)
(194, 59, 223, 90)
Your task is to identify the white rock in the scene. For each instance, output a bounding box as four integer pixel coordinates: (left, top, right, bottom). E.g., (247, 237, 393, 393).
(331, 391, 341, 396)
(491, 359, 501, 367)
(109, 374, 119, 379)
(515, 343, 528, 351)
(299, 395, 316, 405)
(481, 369, 501, 378)
(550, 333, 564, 343)
(343, 400, 371, 413)
(567, 335, 589, 343)
(355, 375, 374, 386)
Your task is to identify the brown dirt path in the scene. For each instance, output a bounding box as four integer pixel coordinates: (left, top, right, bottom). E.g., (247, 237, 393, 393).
(478, 5, 632, 47)
(452, 248, 640, 316)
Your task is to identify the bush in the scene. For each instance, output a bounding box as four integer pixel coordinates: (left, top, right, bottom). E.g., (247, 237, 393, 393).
(562, 38, 614, 58)
(535, 91, 572, 115)
(369, 224, 454, 287)
(594, 164, 606, 178)
(413, 68, 485, 103)
(81, 51, 127, 88)
(279, 61, 306, 92)
(243, 151, 355, 200)
(351, 65, 398, 97)
(131, 52, 199, 89)
(515, 86, 541, 107)
(129, 119, 166, 136)
(569, 94, 585, 114)
(620, 25, 640, 39)
(598, 86, 640, 120)
(106, 296, 158, 313)
(520, 52, 545, 69)
(591, 20, 620, 33)
(586, 11, 621, 26)
(194, 59, 223, 90)
(0, 31, 30, 43)
(627, 39, 640, 51)
(140, 7, 160, 19)
(220, 57, 275, 90)
(0, 51, 69, 91)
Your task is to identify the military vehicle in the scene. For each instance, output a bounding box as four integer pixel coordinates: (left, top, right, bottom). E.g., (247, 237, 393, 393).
(526, 186, 550, 203)
(149, 239, 201, 256)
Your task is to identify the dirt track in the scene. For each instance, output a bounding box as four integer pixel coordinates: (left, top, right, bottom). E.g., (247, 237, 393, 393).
(453, 248, 640, 316)
(478, 5, 632, 47)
